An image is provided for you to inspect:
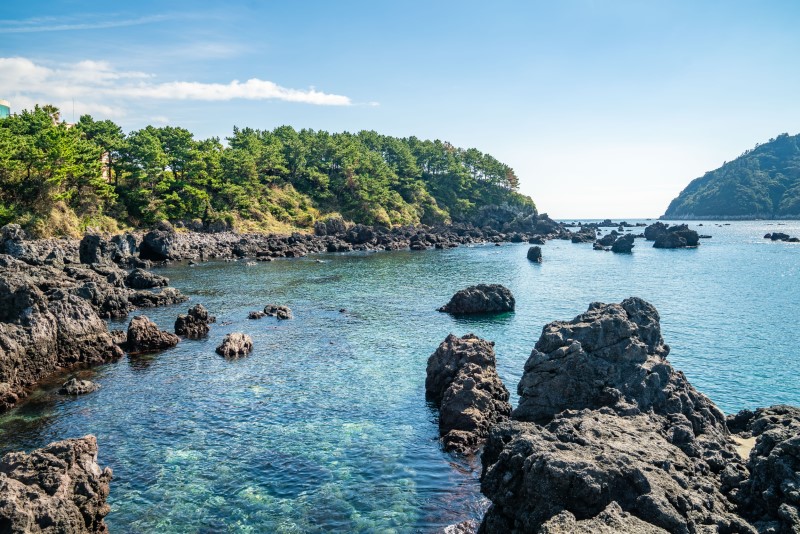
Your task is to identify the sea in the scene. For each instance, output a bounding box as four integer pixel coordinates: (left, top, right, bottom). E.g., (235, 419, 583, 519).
(0, 219, 797, 532)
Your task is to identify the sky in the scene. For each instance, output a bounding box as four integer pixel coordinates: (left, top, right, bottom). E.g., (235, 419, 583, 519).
(2, 1, 799, 218)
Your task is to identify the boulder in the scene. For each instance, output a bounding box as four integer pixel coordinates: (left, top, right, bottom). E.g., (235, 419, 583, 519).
(526, 246, 542, 263)
(611, 233, 635, 253)
(653, 232, 687, 249)
(128, 287, 188, 308)
(78, 234, 111, 265)
(597, 233, 616, 247)
(645, 222, 669, 241)
(59, 377, 100, 395)
(0, 435, 112, 533)
(438, 284, 515, 314)
(770, 232, 790, 241)
(124, 268, 168, 289)
(248, 310, 266, 320)
(126, 315, 179, 353)
(174, 304, 214, 338)
(426, 334, 511, 454)
(480, 298, 752, 533)
(216, 333, 253, 358)
(264, 304, 292, 320)
(139, 228, 177, 261)
(570, 227, 596, 243)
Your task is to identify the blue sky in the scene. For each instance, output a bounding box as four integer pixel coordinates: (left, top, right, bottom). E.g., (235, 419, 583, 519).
(2, 0, 799, 218)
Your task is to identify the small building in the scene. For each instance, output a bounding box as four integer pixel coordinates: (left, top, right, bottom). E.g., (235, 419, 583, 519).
(0, 99, 9, 119)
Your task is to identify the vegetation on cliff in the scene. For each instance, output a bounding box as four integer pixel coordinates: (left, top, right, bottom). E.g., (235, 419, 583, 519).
(664, 132, 800, 219)
(0, 105, 534, 236)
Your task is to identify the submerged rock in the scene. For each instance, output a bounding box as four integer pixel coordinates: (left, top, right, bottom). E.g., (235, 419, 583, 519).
(264, 304, 292, 320)
(438, 284, 515, 314)
(216, 333, 253, 358)
(426, 334, 511, 455)
(0, 435, 112, 533)
(126, 315, 179, 353)
(480, 298, 753, 533)
(59, 377, 100, 395)
(174, 303, 214, 338)
(526, 246, 542, 263)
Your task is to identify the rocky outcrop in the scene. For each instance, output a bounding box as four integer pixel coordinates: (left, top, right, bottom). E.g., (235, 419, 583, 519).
(174, 304, 214, 337)
(79, 234, 112, 265)
(647, 223, 700, 248)
(611, 233, 635, 253)
(125, 315, 179, 354)
(0, 435, 112, 533)
(127, 287, 187, 308)
(216, 333, 253, 358)
(59, 378, 100, 395)
(479, 298, 754, 534)
(765, 232, 799, 243)
(124, 268, 168, 289)
(426, 334, 511, 455)
(526, 246, 542, 263)
(728, 405, 800, 532)
(264, 304, 293, 320)
(570, 227, 597, 244)
(438, 284, 515, 315)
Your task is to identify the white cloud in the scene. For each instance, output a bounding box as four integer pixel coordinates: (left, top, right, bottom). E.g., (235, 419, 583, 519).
(0, 14, 173, 33)
(0, 57, 353, 114)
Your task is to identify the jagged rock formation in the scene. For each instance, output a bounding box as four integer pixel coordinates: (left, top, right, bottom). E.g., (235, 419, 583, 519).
(645, 223, 700, 248)
(728, 405, 800, 532)
(611, 233, 635, 253)
(264, 304, 293, 320)
(426, 334, 511, 455)
(479, 298, 757, 534)
(126, 315, 179, 354)
(570, 227, 597, 244)
(174, 304, 214, 338)
(59, 378, 100, 396)
(438, 284, 515, 315)
(0, 435, 112, 533)
(124, 268, 168, 289)
(216, 333, 253, 358)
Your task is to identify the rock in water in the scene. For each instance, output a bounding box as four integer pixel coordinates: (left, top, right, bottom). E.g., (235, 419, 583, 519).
(644, 221, 669, 241)
(0, 435, 112, 533)
(610, 233, 635, 253)
(216, 333, 253, 358)
(126, 315, 179, 353)
(248, 310, 266, 320)
(480, 298, 753, 533)
(59, 378, 100, 395)
(124, 268, 168, 289)
(174, 304, 214, 338)
(438, 284, 515, 314)
(426, 334, 511, 454)
(526, 246, 542, 263)
(264, 304, 292, 320)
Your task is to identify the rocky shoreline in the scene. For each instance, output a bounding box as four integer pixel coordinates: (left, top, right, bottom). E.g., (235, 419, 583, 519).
(432, 298, 800, 534)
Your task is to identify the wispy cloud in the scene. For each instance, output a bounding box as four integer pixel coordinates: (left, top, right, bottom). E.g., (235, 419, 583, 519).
(0, 14, 173, 33)
(0, 57, 353, 111)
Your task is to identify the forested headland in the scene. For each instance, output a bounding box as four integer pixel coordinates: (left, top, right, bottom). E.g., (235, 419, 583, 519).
(0, 105, 534, 237)
(663, 132, 800, 219)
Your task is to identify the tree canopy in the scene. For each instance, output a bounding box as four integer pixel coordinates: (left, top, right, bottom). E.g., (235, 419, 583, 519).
(0, 105, 534, 236)
(663, 133, 800, 219)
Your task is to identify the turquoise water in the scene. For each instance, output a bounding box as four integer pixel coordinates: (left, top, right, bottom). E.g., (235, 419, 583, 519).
(0, 220, 798, 532)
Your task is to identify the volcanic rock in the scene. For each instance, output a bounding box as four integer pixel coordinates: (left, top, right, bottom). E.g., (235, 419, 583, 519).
(264, 304, 292, 320)
(611, 233, 635, 253)
(59, 377, 100, 395)
(216, 332, 253, 358)
(426, 334, 511, 455)
(438, 284, 515, 314)
(174, 304, 214, 338)
(526, 246, 542, 263)
(126, 315, 179, 353)
(0, 435, 112, 533)
(125, 268, 168, 289)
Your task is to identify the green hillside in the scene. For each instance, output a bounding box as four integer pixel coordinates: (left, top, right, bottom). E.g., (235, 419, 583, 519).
(0, 105, 534, 236)
(663, 133, 800, 219)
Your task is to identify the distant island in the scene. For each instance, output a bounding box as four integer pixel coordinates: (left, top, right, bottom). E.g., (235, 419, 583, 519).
(663, 132, 800, 220)
(0, 105, 534, 237)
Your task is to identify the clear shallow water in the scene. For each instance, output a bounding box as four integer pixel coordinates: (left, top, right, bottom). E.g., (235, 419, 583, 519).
(0, 219, 798, 532)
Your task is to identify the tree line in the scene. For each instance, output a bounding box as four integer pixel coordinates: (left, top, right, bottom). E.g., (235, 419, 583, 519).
(0, 104, 533, 236)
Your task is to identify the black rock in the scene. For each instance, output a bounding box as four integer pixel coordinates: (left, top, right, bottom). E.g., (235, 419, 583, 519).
(438, 284, 515, 314)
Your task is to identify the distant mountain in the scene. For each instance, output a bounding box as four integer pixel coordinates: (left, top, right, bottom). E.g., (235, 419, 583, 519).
(663, 133, 800, 220)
